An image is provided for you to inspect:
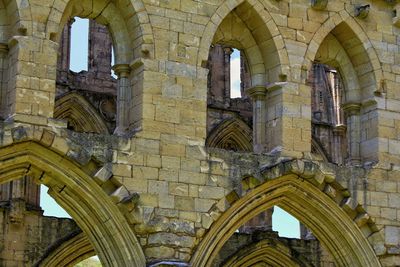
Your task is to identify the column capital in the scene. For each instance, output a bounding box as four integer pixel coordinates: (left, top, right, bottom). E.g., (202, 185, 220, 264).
(223, 47, 233, 55)
(245, 86, 267, 99)
(333, 124, 346, 134)
(112, 64, 131, 78)
(342, 102, 361, 114)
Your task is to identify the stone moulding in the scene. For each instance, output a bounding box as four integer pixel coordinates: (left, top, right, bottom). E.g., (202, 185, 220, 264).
(0, 127, 146, 267)
(191, 159, 383, 267)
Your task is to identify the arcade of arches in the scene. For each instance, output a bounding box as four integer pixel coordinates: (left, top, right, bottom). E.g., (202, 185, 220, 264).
(0, 0, 399, 266)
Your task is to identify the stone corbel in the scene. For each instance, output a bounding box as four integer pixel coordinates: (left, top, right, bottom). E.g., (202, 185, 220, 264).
(342, 102, 361, 115)
(311, 0, 328, 10)
(266, 81, 287, 93)
(355, 4, 370, 19)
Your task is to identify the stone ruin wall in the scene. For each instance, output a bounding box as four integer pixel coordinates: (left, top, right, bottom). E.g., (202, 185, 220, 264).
(0, 0, 398, 266)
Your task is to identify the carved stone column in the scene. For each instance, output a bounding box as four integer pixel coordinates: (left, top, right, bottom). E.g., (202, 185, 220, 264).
(343, 103, 361, 164)
(113, 64, 131, 135)
(0, 43, 8, 119)
(246, 86, 268, 153)
(332, 124, 346, 165)
(223, 47, 233, 102)
(58, 19, 73, 72)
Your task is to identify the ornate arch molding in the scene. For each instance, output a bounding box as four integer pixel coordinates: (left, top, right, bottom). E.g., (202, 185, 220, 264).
(223, 239, 313, 267)
(35, 232, 94, 267)
(206, 118, 252, 152)
(303, 13, 381, 99)
(198, 0, 288, 84)
(54, 92, 109, 134)
(191, 159, 383, 267)
(0, 135, 145, 266)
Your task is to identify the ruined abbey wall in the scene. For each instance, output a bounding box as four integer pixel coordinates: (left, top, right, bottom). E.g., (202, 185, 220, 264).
(0, 0, 399, 266)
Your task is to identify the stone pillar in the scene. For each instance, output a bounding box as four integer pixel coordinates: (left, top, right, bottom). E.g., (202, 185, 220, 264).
(343, 103, 361, 164)
(57, 19, 73, 73)
(88, 20, 113, 77)
(246, 86, 268, 153)
(207, 45, 226, 103)
(223, 47, 233, 102)
(0, 43, 8, 119)
(332, 125, 346, 165)
(113, 64, 131, 135)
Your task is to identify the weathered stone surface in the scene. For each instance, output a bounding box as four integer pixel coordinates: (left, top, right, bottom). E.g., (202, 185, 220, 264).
(0, 0, 399, 266)
(148, 232, 195, 248)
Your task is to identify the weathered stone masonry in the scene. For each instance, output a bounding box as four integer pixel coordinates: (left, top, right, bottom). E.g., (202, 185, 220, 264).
(0, 0, 400, 266)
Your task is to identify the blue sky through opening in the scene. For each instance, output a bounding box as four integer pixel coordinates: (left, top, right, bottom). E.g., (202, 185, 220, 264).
(230, 49, 241, 98)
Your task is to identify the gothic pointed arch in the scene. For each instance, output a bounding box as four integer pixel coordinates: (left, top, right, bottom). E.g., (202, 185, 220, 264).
(54, 92, 109, 134)
(304, 15, 380, 100)
(207, 118, 252, 152)
(222, 239, 313, 267)
(191, 160, 382, 267)
(45, 0, 153, 64)
(35, 231, 94, 267)
(0, 139, 146, 266)
(200, 0, 287, 85)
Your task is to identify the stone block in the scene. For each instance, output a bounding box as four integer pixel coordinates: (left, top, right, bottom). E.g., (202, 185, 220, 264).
(175, 196, 194, 211)
(194, 198, 215, 212)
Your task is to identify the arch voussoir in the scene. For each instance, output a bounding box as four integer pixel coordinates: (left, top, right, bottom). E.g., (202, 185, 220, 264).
(0, 129, 145, 267)
(192, 158, 382, 267)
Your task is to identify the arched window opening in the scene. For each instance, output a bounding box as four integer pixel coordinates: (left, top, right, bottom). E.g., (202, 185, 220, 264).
(56, 18, 117, 134)
(214, 206, 335, 267)
(206, 45, 252, 152)
(311, 63, 347, 165)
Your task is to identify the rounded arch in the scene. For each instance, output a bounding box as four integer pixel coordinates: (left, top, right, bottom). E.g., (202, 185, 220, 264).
(304, 13, 381, 99)
(0, 140, 146, 266)
(198, 0, 288, 84)
(206, 118, 252, 152)
(36, 232, 94, 267)
(191, 161, 382, 267)
(223, 239, 313, 267)
(54, 92, 109, 134)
